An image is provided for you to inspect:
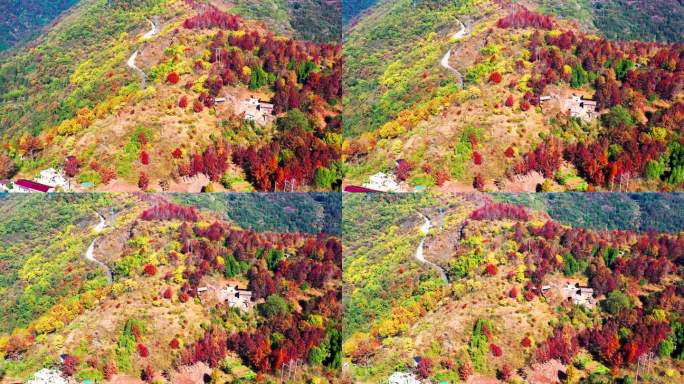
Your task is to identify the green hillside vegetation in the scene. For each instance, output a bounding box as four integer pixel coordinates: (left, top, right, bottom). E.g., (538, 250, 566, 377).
(0, 194, 131, 333)
(343, 193, 449, 381)
(537, 0, 684, 43)
(173, 192, 342, 234)
(232, 0, 341, 42)
(0, 0, 174, 138)
(343, 193, 684, 383)
(494, 193, 684, 232)
(0, 0, 79, 51)
(0, 194, 342, 382)
(343, 0, 479, 137)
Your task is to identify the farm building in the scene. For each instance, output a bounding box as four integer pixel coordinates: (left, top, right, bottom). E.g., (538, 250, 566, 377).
(8, 179, 54, 193)
(218, 285, 255, 310)
(565, 94, 598, 121)
(561, 283, 596, 307)
(388, 371, 421, 384)
(35, 168, 70, 191)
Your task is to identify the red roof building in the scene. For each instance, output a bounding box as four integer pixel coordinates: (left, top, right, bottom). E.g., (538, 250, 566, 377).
(344, 185, 380, 193)
(14, 179, 53, 193)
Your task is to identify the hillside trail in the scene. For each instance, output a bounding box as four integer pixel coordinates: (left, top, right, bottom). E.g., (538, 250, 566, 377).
(414, 212, 449, 284)
(439, 18, 469, 87)
(127, 17, 158, 87)
(85, 211, 113, 285)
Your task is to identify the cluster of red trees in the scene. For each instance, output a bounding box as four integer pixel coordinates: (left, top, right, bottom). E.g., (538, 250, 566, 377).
(232, 129, 339, 191)
(510, 218, 683, 293)
(182, 7, 240, 30)
(535, 324, 579, 364)
(580, 316, 670, 369)
(177, 142, 230, 182)
(514, 139, 563, 177)
(140, 202, 199, 222)
(496, 7, 556, 30)
(171, 218, 341, 374)
(180, 21, 341, 191)
(470, 202, 529, 221)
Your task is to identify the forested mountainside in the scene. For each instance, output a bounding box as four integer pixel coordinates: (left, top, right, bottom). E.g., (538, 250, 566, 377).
(0, 194, 342, 383)
(342, 0, 378, 23)
(0, 0, 79, 51)
(343, 192, 684, 383)
(537, 0, 684, 43)
(343, 0, 684, 193)
(173, 192, 342, 234)
(0, 0, 342, 192)
(232, 0, 341, 43)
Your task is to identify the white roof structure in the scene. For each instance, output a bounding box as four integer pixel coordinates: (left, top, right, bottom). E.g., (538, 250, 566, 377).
(35, 168, 70, 191)
(562, 283, 596, 307)
(363, 172, 403, 192)
(388, 372, 421, 384)
(27, 369, 69, 384)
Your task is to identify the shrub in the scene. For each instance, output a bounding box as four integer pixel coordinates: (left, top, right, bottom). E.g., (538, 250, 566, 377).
(178, 95, 188, 108)
(521, 100, 531, 111)
(169, 338, 180, 349)
(138, 172, 149, 190)
(458, 361, 473, 380)
(490, 343, 503, 357)
(497, 365, 513, 381)
(179, 292, 190, 303)
(504, 95, 514, 107)
(193, 101, 204, 113)
(473, 173, 484, 191)
(396, 159, 412, 181)
(166, 72, 180, 85)
(416, 357, 433, 379)
(61, 354, 79, 376)
(473, 151, 483, 165)
(163, 287, 173, 299)
(517, 337, 530, 349)
(103, 361, 117, 380)
(0, 154, 17, 179)
(143, 264, 157, 276)
(137, 343, 149, 358)
(509, 286, 519, 298)
(172, 148, 183, 159)
(489, 72, 503, 84)
(485, 263, 497, 276)
(504, 146, 515, 158)
(140, 151, 149, 165)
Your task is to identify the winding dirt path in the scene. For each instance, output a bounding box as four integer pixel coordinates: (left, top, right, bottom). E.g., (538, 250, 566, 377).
(414, 212, 449, 284)
(126, 18, 158, 87)
(85, 211, 113, 285)
(439, 18, 468, 87)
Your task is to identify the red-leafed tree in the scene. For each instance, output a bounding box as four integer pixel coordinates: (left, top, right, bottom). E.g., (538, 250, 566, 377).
(64, 156, 80, 177)
(166, 72, 180, 84)
(473, 173, 484, 191)
(140, 151, 150, 165)
(172, 147, 183, 159)
(143, 264, 157, 276)
(61, 354, 79, 376)
(489, 71, 503, 84)
(396, 159, 412, 181)
(137, 343, 149, 358)
(416, 357, 433, 379)
(496, 8, 556, 30)
(138, 172, 149, 190)
(178, 95, 188, 108)
(470, 203, 529, 221)
(472, 151, 483, 165)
